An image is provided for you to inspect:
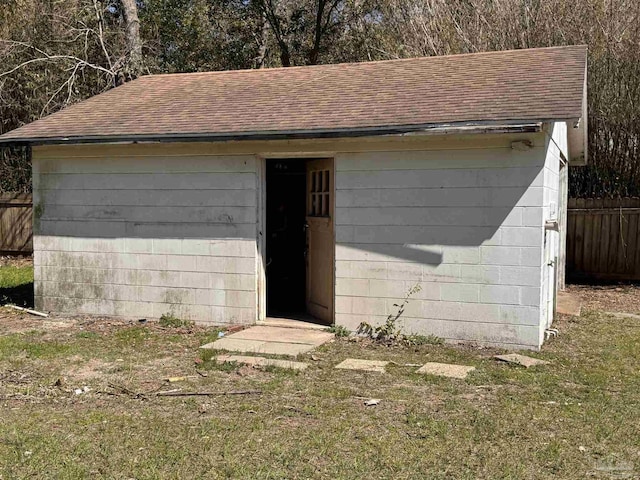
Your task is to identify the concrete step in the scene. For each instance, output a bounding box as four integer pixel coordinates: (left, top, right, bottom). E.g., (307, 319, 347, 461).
(201, 324, 334, 357)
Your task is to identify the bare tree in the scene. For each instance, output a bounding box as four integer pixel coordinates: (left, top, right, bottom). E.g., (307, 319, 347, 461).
(257, 0, 347, 66)
(120, 0, 144, 79)
(259, 0, 294, 66)
(0, 0, 137, 192)
(256, 10, 270, 68)
(309, 0, 342, 65)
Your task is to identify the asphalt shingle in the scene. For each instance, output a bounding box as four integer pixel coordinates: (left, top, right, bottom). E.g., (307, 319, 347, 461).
(0, 45, 587, 144)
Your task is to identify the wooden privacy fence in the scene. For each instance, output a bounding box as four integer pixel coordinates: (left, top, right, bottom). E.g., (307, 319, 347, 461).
(567, 198, 640, 281)
(0, 193, 32, 254)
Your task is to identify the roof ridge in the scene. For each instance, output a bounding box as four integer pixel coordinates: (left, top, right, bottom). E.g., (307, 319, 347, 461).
(140, 45, 587, 80)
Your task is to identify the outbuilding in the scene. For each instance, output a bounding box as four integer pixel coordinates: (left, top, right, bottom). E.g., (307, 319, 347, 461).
(0, 45, 587, 349)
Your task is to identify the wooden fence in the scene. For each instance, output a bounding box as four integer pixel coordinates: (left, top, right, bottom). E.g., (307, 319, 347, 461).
(0, 193, 32, 254)
(567, 198, 640, 281)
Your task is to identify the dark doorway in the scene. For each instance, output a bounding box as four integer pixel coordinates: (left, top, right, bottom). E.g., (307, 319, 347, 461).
(266, 159, 307, 317)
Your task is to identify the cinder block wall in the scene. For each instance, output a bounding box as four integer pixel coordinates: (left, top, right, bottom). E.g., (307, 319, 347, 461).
(334, 139, 549, 349)
(32, 146, 258, 324)
(32, 133, 554, 348)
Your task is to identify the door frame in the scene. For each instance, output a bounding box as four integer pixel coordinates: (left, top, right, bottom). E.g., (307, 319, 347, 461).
(256, 154, 336, 324)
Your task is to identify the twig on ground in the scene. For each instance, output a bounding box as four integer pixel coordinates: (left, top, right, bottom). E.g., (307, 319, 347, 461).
(155, 390, 262, 397)
(283, 405, 313, 416)
(107, 382, 147, 399)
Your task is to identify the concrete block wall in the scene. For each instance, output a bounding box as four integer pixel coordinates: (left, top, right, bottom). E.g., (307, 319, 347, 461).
(32, 149, 258, 324)
(334, 143, 549, 349)
(31, 132, 559, 348)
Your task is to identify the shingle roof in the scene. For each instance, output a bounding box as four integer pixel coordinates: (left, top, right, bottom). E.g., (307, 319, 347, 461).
(0, 45, 587, 145)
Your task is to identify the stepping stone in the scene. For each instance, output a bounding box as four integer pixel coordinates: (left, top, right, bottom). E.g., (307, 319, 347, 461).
(556, 292, 582, 316)
(334, 358, 389, 373)
(494, 353, 550, 368)
(416, 362, 476, 379)
(216, 355, 309, 371)
(605, 311, 640, 321)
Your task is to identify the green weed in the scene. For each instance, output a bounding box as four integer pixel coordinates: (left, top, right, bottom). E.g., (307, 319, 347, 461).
(403, 334, 444, 346)
(158, 313, 195, 328)
(326, 324, 350, 337)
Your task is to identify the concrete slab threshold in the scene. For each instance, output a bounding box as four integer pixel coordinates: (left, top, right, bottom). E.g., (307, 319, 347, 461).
(200, 325, 334, 357)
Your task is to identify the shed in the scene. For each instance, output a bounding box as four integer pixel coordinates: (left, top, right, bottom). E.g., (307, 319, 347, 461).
(0, 45, 587, 349)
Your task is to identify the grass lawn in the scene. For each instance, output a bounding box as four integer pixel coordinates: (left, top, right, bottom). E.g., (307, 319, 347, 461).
(0, 269, 638, 478)
(0, 259, 34, 307)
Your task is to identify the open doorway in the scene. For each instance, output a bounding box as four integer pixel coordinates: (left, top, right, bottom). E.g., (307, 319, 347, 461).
(265, 158, 334, 325)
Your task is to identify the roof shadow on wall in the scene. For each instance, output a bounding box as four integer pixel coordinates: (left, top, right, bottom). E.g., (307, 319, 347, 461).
(351, 244, 445, 265)
(336, 164, 543, 266)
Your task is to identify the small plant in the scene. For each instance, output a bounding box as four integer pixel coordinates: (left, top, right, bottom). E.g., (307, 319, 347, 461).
(198, 348, 239, 372)
(200, 327, 225, 345)
(199, 348, 216, 363)
(204, 358, 240, 372)
(357, 284, 425, 345)
(158, 312, 194, 328)
(327, 324, 350, 337)
(403, 334, 444, 346)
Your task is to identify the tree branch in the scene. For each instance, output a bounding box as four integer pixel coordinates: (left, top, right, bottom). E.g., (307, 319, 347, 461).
(0, 40, 116, 78)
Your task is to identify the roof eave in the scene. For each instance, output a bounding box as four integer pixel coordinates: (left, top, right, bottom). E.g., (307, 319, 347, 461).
(567, 62, 589, 166)
(0, 120, 551, 147)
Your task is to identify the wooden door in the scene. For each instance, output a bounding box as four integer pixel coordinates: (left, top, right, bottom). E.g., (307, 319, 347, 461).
(305, 159, 334, 324)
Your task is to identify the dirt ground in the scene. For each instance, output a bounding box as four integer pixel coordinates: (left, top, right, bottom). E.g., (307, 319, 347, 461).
(0, 312, 218, 389)
(0, 255, 33, 268)
(566, 283, 640, 314)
